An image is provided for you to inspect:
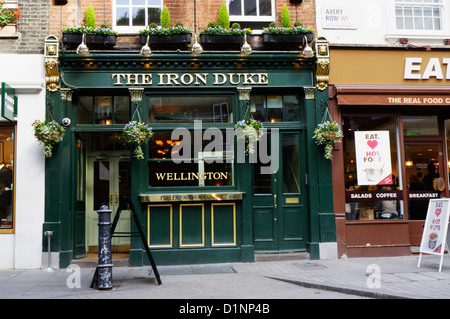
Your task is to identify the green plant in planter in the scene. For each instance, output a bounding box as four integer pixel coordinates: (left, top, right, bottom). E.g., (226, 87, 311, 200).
(161, 5, 170, 28)
(62, 24, 118, 35)
(218, 1, 230, 29)
(281, 4, 290, 28)
(85, 4, 96, 28)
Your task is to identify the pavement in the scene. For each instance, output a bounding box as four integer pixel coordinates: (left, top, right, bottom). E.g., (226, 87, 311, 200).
(1, 254, 450, 301)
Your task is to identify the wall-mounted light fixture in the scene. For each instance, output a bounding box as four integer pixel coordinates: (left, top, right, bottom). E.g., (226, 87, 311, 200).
(191, 0, 203, 55)
(76, 34, 89, 56)
(140, 35, 152, 57)
(240, 33, 252, 55)
(301, 36, 314, 58)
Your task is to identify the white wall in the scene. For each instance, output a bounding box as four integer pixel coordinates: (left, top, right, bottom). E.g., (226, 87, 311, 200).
(316, 0, 450, 47)
(0, 54, 45, 269)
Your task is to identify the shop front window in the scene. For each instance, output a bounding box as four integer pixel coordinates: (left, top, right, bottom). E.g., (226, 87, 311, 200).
(77, 95, 130, 125)
(149, 96, 233, 123)
(250, 94, 301, 123)
(149, 132, 234, 187)
(343, 116, 403, 221)
(0, 126, 14, 230)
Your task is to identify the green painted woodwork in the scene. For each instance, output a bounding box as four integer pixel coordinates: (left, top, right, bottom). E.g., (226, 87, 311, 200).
(42, 50, 335, 267)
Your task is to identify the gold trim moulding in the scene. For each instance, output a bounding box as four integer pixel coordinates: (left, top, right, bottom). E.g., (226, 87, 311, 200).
(139, 192, 244, 203)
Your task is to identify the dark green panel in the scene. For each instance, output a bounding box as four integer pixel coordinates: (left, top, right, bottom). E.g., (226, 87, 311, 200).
(283, 206, 304, 240)
(180, 204, 204, 246)
(148, 205, 173, 247)
(212, 203, 235, 245)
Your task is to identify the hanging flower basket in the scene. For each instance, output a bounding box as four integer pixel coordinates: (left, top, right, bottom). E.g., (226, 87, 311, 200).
(32, 120, 65, 158)
(235, 118, 263, 155)
(123, 121, 153, 160)
(313, 120, 343, 160)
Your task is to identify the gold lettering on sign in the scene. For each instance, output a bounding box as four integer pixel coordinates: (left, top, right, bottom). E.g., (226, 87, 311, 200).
(155, 172, 229, 181)
(111, 73, 269, 86)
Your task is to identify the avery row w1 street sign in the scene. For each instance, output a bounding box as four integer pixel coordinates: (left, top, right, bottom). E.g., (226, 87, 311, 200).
(1, 82, 17, 121)
(418, 198, 450, 272)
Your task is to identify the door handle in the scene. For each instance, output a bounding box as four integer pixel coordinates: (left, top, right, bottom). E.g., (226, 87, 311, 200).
(115, 192, 118, 205)
(110, 192, 113, 206)
(274, 194, 277, 208)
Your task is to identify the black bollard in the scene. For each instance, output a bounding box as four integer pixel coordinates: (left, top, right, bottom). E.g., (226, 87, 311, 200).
(96, 205, 113, 289)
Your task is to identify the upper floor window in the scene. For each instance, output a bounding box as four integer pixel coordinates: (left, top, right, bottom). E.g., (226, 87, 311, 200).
(114, 0, 162, 33)
(395, 0, 443, 30)
(228, 0, 274, 22)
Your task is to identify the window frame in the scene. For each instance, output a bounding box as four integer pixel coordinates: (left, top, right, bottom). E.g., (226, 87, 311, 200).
(386, 0, 448, 39)
(113, 0, 163, 34)
(227, 0, 275, 23)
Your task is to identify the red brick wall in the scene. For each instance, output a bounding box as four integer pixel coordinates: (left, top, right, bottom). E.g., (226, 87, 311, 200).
(49, 0, 316, 38)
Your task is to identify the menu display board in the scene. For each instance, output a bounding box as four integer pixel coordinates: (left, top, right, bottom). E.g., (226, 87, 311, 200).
(418, 199, 450, 272)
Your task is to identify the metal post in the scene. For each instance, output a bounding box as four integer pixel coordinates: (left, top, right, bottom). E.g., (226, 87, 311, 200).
(44, 231, 54, 272)
(96, 205, 113, 289)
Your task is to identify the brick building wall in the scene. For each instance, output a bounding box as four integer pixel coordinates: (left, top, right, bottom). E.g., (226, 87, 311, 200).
(48, 0, 316, 44)
(0, 0, 51, 54)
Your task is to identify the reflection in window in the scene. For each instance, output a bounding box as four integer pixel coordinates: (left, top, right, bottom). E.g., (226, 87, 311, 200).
(250, 95, 301, 122)
(77, 96, 130, 125)
(343, 116, 403, 221)
(149, 96, 233, 123)
(403, 115, 439, 136)
(0, 126, 14, 230)
(148, 132, 234, 187)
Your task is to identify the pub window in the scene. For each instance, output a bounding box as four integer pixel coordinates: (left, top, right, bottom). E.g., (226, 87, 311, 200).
(114, 0, 163, 33)
(250, 94, 301, 123)
(148, 96, 233, 123)
(148, 132, 234, 187)
(0, 126, 15, 230)
(77, 95, 130, 125)
(228, 0, 274, 21)
(343, 116, 404, 221)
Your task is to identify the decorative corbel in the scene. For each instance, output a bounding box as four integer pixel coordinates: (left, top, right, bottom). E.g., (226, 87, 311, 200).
(60, 88, 72, 102)
(315, 37, 330, 91)
(44, 35, 60, 92)
(237, 86, 252, 101)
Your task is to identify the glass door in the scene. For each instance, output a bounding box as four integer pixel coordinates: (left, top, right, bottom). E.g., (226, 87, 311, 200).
(86, 153, 131, 253)
(252, 132, 307, 251)
(404, 142, 445, 245)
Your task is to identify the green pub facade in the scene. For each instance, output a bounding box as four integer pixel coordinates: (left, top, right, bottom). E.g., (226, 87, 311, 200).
(43, 36, 336, 268)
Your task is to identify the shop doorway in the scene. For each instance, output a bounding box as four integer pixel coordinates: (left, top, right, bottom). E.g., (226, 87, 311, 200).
(404, 142, 446, 245)
(252, 132, 307, 252)
(86, 152, 131, 253)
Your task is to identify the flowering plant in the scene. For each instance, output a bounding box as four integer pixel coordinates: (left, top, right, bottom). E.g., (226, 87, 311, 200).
(123, 121, 153, 159)
(138, 25, 191, 35)
(201, 26, 251, 35)
(312, 120, 343, 160)
(0, 1, 20, 26)
(235, 118, 263, 154)
(32, 120, 65, 158)
(263, 25, 313, 34)
(62, 24, 118, 35)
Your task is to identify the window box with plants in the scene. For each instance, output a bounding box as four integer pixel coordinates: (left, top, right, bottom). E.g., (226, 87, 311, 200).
(62, 25, 118, 48)
(200, 2, 251, 46)
(0, 1, 20, 35)
(200, 22, 251, 45)
(62, 5, 117, 48)
(262, 5, 314, 46)
(138, 23, 192, 45)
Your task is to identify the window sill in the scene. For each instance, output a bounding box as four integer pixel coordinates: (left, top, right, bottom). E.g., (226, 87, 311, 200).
(0, 24, 18, 38)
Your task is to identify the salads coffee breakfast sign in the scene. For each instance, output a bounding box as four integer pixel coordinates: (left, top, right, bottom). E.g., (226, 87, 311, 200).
(418, 199, 450, 272)
(354, 131, 392, 186)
